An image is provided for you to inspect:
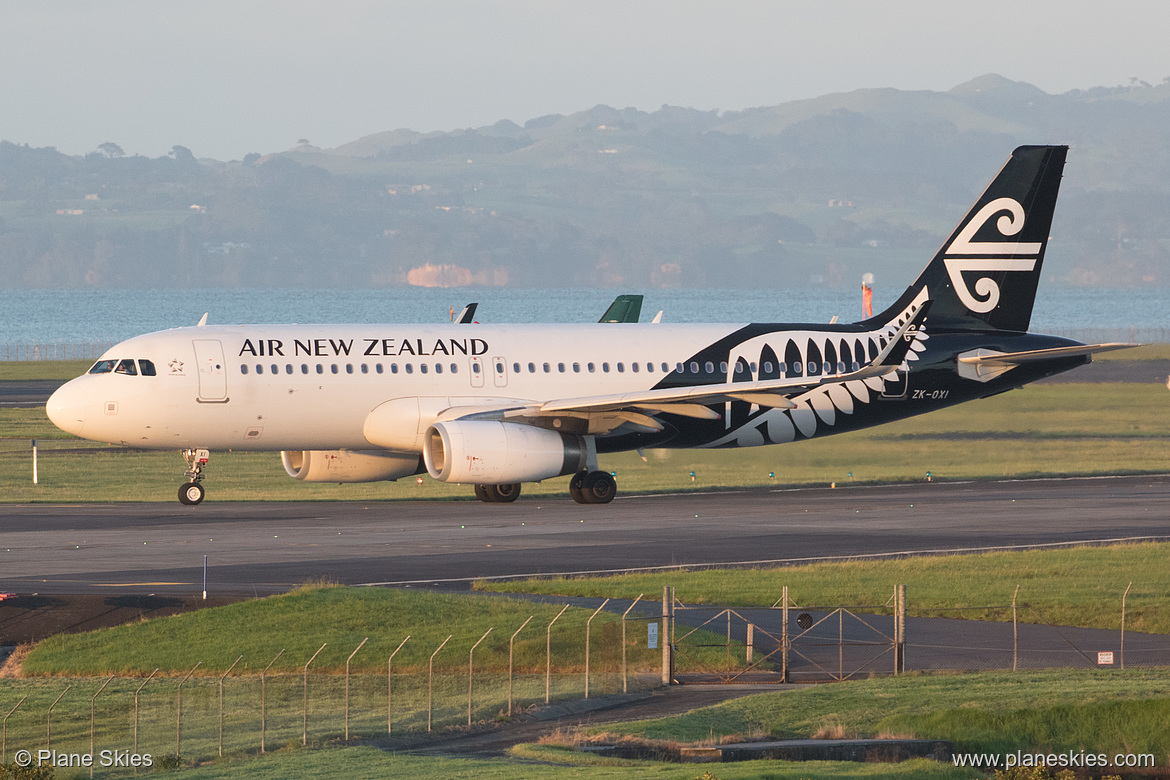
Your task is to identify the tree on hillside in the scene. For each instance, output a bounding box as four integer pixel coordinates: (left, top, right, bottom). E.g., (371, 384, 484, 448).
(97, 142, 124, 159)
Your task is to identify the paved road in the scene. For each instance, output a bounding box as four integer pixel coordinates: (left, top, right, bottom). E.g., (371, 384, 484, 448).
(2, 475, 1168, 596)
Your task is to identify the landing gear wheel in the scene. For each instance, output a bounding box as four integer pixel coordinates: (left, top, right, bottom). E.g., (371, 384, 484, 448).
(179, 482, 205, 505)
(474, 483, 522, 503)
(569, 471, 587, 504)
(581, 471, 617, 504)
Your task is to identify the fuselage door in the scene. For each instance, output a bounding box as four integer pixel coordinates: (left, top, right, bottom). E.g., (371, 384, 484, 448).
(492, 356, 508, 388)
(192, 339, 229, 402)
(469, 356, 485, 388)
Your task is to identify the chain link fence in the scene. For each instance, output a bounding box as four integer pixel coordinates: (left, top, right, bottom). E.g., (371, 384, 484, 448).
(1, 342, 116, 362)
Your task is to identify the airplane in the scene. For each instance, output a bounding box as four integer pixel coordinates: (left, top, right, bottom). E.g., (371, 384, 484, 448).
(46, 145, 1132, 506)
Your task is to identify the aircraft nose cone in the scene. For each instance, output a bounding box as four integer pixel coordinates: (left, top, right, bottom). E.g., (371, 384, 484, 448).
(46, 379, 89, 437)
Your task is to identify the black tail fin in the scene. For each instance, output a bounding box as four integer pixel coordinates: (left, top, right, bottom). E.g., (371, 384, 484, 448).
(864, 145, 1068, 332)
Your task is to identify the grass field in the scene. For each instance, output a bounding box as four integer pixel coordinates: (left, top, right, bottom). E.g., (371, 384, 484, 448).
(593, 668, 1170, 759)
(19, 584, 666, 677)
(2, 381, 1168, 502)
(479, 542, 1170, 635)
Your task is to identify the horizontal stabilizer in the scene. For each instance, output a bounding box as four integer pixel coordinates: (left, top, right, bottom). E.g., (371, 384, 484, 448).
(957, 342, 1138, 382)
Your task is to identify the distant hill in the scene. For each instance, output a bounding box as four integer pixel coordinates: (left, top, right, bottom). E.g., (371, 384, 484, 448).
(2, 75, 1169, 289)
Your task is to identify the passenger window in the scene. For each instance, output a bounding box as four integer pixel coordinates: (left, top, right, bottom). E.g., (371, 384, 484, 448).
(376, 364, 384, 374)
(616, 362, 624, 372)
(285, 364, 293, 375)
(661, 362, 669, 372)
(346, 364, 354, 374)
(734, 362, 744, 374)
(316, 364, 324, 374)
(823, 362, 832, 374)
(791, 362, 802, 376)
(361, 364, 369, 374)
(301, 364, 309, 374)
(543, 362, 551, 373)
(675, 363, 683, 373)
(138, 360, 157, 376)
(558, 362, 565, 373)
(690, 361, 699, 374)
(527, 362, 535, 373)
(763, 361, 773, 374)
(631, 362, 639, 373)
(420, 363, 428, 374)
(588, 362, 595, 373)
(391, 364, 398, 374)
(749, 362, 757, 373)
(241, 365, 249, 375)
(435, 363, 442, 374)
(331, 364, 339, 374)
(497, 362, 505, 374)
(256, 364, 265, 374)
(115, 359, 138, 376)
(705, 361, 715, 374)
(88, 360, 116, 374)
(807, 362, 818, 375)
(472, 363, 480, 374)
(450, 363, 458, 374)
(719, 361, 728, 373)
(573, 362, 581, 373)
(510, 362, 518, 373)
(406, 364, 413, 374)
(602, 362, 610, 373)
(271, 364, 278, 374)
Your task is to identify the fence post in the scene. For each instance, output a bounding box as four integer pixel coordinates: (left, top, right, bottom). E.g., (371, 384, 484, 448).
(260, 649, 284, 753)
(1012, 585, 1020, 672)
(468, 628, 493, 725)
(661, 586, 673, 685)
(345, 637, 369, 741)
(4, 695, 27, 762)
(46, 685, 71, 748)
(507, 617, 532, 717)
(545, 605, 570, 704)
(387, 636, 410, 735)
(219, 655, 243, 757)
(91, 676, 114, 759)
(622, 595, 643, 694)
(175, 662, 200, 757)
(746, 624, 754, 664)
(134, 669, 159, 754)
(781, 585, 789, 683)
(895, 584, 906, 674)
(585, 599, 609, 698)
(32, 440, 38, 485)
(1121, 581, 1132, 670)
(428, 635, 452, 732)
(302, 643, 327, 746)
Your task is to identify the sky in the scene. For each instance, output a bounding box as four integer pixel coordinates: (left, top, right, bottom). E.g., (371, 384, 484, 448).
(3, 0, 1168, 161)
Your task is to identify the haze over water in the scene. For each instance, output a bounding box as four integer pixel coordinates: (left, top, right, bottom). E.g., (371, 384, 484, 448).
(2, 287, 1165, 345)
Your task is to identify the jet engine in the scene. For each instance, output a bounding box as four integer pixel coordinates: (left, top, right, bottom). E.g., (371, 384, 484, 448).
(281, 449, 424, 483)
(424, 421, 586, 484)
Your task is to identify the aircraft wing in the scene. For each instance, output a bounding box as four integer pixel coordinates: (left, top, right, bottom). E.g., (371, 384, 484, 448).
(476, 301, 931, 433)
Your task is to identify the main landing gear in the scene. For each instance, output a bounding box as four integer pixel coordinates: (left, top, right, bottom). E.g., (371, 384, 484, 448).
(569, 471, 617, 505)
(474, 483, 521, 503)
(178, 448, 210, 505)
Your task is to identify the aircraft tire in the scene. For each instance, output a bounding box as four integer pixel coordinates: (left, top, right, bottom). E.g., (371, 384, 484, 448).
(178, 482, 205, 505)
(582, 471, 616, 504)
(569, 471, 587, 504)
(489, 483, 522, 503)
(474, 484, 491, 502)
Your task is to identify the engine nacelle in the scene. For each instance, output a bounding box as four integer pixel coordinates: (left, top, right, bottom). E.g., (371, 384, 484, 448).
(281, 449, 424, 483)
(424, 421, 586, 484)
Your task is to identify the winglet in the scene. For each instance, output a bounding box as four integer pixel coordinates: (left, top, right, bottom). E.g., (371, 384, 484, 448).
(197, 312, 208, 327)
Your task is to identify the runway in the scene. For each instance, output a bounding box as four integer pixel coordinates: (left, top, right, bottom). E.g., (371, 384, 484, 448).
(2, 474, 1168, 596)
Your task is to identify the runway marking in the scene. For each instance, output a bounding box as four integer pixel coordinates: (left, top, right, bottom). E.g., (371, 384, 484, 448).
(355, 534, 1170, 587)
(94, 582, 190, 587)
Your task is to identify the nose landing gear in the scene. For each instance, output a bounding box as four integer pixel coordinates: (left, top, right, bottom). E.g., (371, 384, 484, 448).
(179, 448, 210, 505)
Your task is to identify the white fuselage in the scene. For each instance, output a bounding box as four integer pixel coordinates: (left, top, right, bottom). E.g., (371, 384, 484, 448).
(47, 322, 751, 451)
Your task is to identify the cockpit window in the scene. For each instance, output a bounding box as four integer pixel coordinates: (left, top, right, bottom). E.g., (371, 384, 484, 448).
(139, 360, 157, 376)
(115, 359, 138, 376)
(89, 360, 117, 374)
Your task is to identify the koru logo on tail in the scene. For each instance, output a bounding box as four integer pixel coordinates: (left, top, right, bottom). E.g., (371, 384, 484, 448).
(943, 197, 1041, 313)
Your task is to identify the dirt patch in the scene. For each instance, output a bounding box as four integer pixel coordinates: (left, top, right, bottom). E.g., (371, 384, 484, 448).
(0, 592, 245, 645)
